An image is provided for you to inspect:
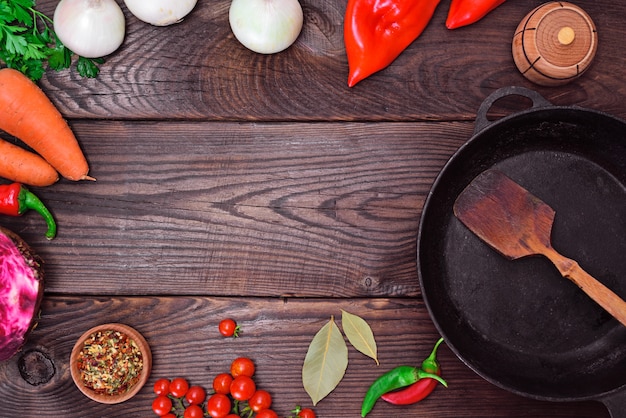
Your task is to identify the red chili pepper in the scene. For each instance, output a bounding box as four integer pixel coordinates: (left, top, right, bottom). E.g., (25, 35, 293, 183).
(381, 337, 444, 405)
(344, 0, 441, 87)
(0, 183, 56, 239)
(446, 0, 506, 29)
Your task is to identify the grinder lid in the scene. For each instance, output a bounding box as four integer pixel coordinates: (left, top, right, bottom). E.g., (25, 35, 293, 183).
(512, 2, 597, 86)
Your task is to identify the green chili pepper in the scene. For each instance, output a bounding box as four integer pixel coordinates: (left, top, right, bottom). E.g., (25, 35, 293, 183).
(0, 183, 56, 239)
(361, 364, 447, 417)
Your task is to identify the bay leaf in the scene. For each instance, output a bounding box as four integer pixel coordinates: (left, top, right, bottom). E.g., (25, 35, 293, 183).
(302, 315, 348, 405)
(341, 310, 379, 365)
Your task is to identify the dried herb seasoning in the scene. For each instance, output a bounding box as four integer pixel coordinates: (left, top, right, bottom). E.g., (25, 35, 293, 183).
(76, 329, 143, 396)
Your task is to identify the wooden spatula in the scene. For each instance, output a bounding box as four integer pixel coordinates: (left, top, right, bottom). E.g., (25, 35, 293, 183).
(453, 169, 626, 327)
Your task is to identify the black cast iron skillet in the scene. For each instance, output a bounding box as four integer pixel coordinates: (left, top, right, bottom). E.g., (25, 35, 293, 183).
(418, 86, 626, 417)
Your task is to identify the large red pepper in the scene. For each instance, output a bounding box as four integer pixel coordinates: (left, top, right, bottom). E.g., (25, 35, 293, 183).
(0, 183, 56, 239)
(344, 0, 441, 87)
(446, 0, 506, 29)
(381, 337, 444, 405)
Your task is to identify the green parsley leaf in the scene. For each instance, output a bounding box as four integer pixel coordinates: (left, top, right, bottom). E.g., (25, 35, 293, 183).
(0, 0, 102, 80)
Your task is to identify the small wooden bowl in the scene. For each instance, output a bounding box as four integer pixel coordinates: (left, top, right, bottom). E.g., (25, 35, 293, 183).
(70, 323, 152, 404)
(512, 2, 597, 86)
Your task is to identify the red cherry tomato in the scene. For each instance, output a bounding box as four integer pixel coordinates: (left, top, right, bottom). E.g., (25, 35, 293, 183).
(153, 378, 170, 396)
(256, 410, 279, 418)
(183, 404, 204, 418)
(162, 415, 176, 418)
(206, 393, 232, 418)
(248, 389, 272, 412)
(229, 375, 256, 401)
(298, 408, 317, 418)
(185, 385, 206, 405)
(213, 373, 234, 395)
(169, 377, 190, 398)
(152, 395, 172, 416)
(218, 318, 239, 337)
(230, 357, 255, 378)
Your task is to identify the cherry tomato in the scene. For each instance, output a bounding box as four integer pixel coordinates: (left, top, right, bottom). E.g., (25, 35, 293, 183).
(152, 395, 172, 416)
(218, 318, 239, 337)
(213, 373, 234, 395)
(153, 378, 170, 396)
(230, 357, 255, 377)
(169, 377, 190, 398)
(206, 393, 232, 418)
(185, 385, 206, 405)
(256, 410, 279, 418)
(230, 375, 256, 401)
(183, 404, 204, 418)
(162, 415, 176, 418)
(248, 389, 272, 412)
(298, 408, 316, 418)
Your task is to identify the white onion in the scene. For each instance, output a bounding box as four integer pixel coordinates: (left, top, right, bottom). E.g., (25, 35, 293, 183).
(229, 0, 303, 54)
(53, 0, 125, 59)
(124, 0, 198, 26)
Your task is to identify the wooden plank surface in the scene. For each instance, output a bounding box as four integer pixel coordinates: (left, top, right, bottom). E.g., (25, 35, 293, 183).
(30, 0, 626, 121)
(0, 297, 610, 417)
(1, 0, 624, 416)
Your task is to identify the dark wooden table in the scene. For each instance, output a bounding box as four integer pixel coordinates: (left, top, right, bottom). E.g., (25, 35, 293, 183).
(1, 0, 624, 416)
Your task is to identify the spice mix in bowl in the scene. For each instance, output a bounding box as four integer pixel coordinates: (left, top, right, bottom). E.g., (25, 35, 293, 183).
(70, 323, 152, 404)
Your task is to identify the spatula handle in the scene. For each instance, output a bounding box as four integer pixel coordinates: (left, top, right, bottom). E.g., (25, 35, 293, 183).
(545, 248, 626, 327)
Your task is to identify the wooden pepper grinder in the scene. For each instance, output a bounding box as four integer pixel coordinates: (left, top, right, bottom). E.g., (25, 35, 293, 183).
(512, 2, 597, 86)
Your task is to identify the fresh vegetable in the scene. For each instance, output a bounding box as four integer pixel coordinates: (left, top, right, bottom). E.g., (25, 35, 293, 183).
(344, 0, 441, 87)
(229, 0, 303, 54)
(230, 356, 255, 378)
(256, 410, 279, 418)
(0, 227, 44, 361)
(124, 0, 198, 26)
(185, 385, 206, 406)
(154, 378, 171, 396)
(206, 393, 231, 418)
(152, 395, 173, 416)
(445, 0, 505, 29)
(219, 318, 240, 337)
(153, 358, 282, 417)
(382, 337, 444, 405)
(169, 377, 190, 398)
(213, 373, 234, 395)
(53, 0, 125, 59)
(290, 406, 316, 418)
(0, 68, 93, 181)
(230, 375, 256, 401)
(361, 365, 447, 417)
(0, 0, 102, 80)
(249, 389, 273, 412)
(0, 183, 56, 239)
(183, 404, 203, 418)
(0, 137, 59, 187)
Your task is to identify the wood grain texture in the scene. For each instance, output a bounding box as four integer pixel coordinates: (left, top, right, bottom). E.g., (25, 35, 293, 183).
(2, 120, 469, 297)
(1, 0, 624, 417)
(0, 296, 610, 417)
(32, 0, 626, 121)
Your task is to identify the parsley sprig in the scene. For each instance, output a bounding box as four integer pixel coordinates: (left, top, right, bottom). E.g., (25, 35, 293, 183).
(0, 0, 103, 80)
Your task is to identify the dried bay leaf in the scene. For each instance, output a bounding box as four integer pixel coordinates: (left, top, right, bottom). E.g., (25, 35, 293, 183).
(341, 310, 379, 365)
(302, 315, 348, 405)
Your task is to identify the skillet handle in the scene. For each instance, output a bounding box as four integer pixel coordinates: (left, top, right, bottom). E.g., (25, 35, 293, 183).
(474, 86, 552, 135)
(602, 391, 626, 418)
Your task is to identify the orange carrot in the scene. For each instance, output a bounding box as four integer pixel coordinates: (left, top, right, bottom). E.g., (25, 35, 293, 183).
(0, 139, 59, 187)
(0, 68, 93, 181)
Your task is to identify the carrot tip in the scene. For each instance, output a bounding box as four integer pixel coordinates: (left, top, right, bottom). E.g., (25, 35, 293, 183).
(81, 175, 96, 182)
